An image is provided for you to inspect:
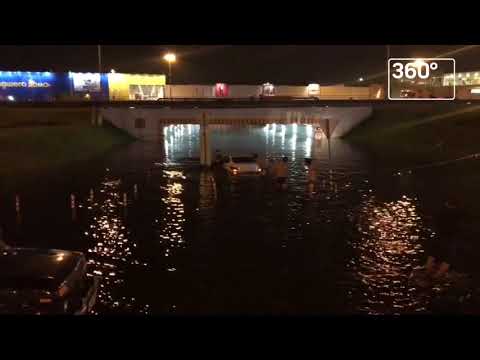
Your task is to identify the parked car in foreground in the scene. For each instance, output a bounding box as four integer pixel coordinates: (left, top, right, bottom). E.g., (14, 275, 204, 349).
(223, 155, 262, 176)
(0, 247, 99, 315)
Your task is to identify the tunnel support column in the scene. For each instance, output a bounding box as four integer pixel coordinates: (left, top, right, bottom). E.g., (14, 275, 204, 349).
(200, 112, 212, 167)
(325, 118, 332, 162)
(325, 118, 331, 140)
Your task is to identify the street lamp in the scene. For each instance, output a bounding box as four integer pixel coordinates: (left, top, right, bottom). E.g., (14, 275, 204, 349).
(163, 52, 176, 83)
(413, 58, 426, 68)
(358, 77, 364, 82)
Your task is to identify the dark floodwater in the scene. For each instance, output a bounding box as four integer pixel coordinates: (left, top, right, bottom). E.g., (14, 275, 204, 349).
(1, 124, 479, 315)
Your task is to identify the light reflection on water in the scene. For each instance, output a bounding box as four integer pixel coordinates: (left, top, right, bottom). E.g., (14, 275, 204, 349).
(157, 170, 186, 262)
(347, 194, 433, 314)
(81, 170, 150, 314)
(3, 123, 467, 314)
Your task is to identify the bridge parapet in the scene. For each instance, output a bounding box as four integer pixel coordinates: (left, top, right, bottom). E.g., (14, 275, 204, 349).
(101, 106, 372, 141)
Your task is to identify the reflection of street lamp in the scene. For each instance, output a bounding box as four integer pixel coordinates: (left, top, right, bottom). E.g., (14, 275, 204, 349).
(163, 53, 176, 83)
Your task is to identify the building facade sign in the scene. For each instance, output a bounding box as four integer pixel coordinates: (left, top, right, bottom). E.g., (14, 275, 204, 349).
(71, 73, 101, 92)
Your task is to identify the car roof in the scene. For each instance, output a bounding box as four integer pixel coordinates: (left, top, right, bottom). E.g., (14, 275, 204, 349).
(0, 248, 84, 291)
(231, 156, 257, 162)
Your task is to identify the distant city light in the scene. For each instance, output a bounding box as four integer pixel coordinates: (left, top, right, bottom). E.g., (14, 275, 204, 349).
(358, 77, 364, 82)
(307, 83, 320, 96)
(163, 53, 176, 63)
(7, 95, 15, 101)
(413, 59, 426, 68)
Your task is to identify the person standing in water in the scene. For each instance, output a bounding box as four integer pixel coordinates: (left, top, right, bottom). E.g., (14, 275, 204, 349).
(266, 157, 275, 177)
(214, 149, 223, 167)
(275, 156, 289, 191)
(305, 158, 317, 194)
(253, 153, 266, 175)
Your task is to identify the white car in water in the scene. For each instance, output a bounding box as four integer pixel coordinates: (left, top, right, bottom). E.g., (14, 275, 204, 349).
(222, 155, 262, 176)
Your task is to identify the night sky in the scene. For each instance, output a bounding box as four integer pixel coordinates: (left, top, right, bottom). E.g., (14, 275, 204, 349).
(0, 45, 479, 85)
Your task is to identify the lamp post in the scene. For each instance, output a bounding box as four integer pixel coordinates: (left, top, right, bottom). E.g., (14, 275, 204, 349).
(163, 52, 176, 99)
(97, 45, 102, 74)
(163, 52, 176, 83)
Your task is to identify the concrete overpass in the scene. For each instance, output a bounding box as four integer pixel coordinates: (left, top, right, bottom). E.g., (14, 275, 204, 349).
(96, 101, 374, 166)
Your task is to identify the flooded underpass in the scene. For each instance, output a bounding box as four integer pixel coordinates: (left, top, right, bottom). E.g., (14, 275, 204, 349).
(1, 123, 479, 315)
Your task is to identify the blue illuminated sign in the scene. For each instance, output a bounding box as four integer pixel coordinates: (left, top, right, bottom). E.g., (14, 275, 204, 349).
(0, 71, 59, 102)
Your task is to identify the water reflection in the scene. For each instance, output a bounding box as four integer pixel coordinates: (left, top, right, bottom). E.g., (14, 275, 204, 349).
(2, 121, 382, 315)
(156, 170, 186, 263)
(164, 125, 199, 163)
(348, 194, 432, 314)
(82, 170, 149, 314)
(199, 170, 217, 211)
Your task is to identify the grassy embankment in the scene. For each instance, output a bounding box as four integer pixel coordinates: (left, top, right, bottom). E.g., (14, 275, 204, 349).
(347, 102, 480, 167)
(0, 107, 133, 178)
(347, 102, 480, 229)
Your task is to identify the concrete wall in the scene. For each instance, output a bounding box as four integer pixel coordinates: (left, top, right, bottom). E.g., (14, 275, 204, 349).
(454, 85, 480, 100)
(162, 84, 384, 99)
(319, 86, 371, 100)
(101, 106, 373, 141)
(228, 85, 261, 98)
(164, 85, 213, 98)
(275, 86, 307, 97)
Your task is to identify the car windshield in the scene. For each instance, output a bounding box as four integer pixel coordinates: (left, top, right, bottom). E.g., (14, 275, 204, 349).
(232, 157, 256, 163)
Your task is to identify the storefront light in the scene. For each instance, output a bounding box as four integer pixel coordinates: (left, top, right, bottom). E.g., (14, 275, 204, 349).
(307, 83, 320, 94)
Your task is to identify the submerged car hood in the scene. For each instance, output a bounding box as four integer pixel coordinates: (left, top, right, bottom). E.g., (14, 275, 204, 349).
(0, 248, 83, 292)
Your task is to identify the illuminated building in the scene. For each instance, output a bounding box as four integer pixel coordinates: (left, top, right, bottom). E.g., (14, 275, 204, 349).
(0, 71, 66, 102)
(107, 73, 167, 100)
